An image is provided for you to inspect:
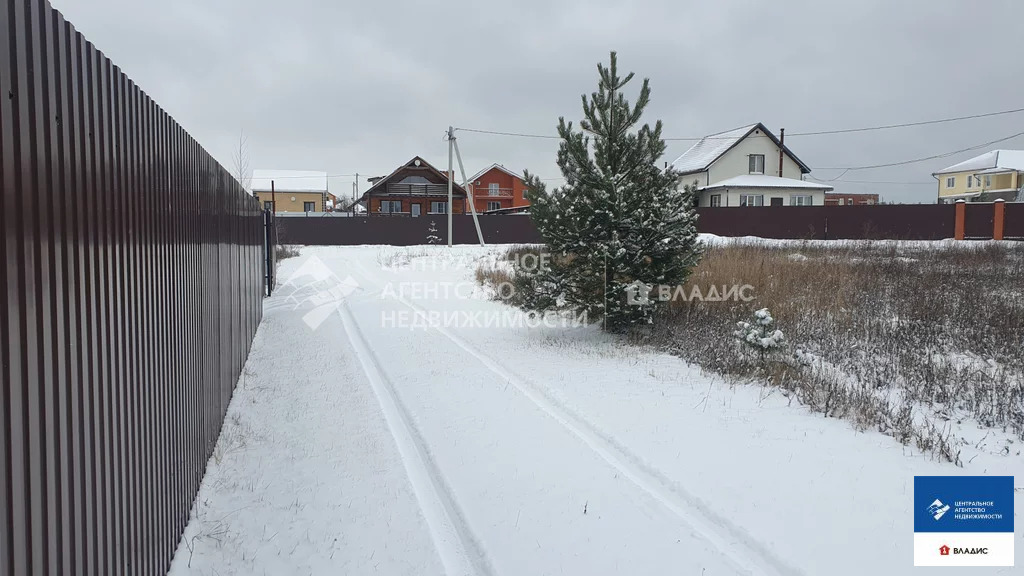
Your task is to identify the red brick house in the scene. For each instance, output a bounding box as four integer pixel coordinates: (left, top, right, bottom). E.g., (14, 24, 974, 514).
(468, 164, 531, 213)
(359, 156, 468, 217)
(824, 193, 879, 206)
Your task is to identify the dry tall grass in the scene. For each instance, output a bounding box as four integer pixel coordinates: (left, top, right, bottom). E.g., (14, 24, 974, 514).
(477, 241, 1024, 464)
(643, 240, 1024, 463)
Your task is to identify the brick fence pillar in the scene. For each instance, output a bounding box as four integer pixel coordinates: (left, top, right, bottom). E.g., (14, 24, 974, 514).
(993, 199, 1005, 241)
(954, 200, 965, 240)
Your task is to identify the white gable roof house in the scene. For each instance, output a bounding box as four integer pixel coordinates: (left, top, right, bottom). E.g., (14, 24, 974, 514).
(670, 123, 832, 207)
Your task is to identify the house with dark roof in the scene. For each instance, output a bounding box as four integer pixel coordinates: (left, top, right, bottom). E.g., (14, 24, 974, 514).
(670, 123, 831, 207)
(932, 150, 1024, 204)
(357, 156, 468, 216)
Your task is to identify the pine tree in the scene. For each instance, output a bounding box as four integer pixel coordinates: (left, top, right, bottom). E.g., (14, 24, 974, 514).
(522, 51, 701, 332)
(426, 221, 441, 245)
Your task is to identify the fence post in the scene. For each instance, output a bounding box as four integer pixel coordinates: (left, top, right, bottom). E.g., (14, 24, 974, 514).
(954, 200, 965, 240)
(993, 199, 1005, 241)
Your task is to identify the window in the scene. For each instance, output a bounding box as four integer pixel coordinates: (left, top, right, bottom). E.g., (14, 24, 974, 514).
(790, 195, 813, 206)
(748, 154, 765, 174)
(380, 200, 402, 213)
(411, 203, 421, 217)
(487, 201, 501, 211)
(523, 187, 528, 199)
(974, 175, 982, 188)
(488, 183, 500, 196)
(739, 194, 764, 207)
(984, 175, 991, 188)
(263, 201, 273, 211)
(946, 176, 955, 188)
(430, 201, 448, 214)
(303, 201, 316, 212)
(710, 194, 722, 207)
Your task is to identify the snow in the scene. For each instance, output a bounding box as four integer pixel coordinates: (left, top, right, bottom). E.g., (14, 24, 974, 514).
(933, 149, 1024, 175)
(698, 175, 833, 191)
(172, 245, 1023, 576)
(695, 233, 1024, 250)
(669, 124, 758, 174)
(251, 169, 329, 193)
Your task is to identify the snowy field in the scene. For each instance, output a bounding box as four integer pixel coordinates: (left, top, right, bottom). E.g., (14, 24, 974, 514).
(170, 243, 1022, 575)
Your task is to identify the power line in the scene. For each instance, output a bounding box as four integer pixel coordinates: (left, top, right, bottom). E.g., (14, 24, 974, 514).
(254, 173, 357, 179)
(807, 176, 935, 186)
(456, 127, 561, 139)
(810, 130, 1024, 172)
(788, 106, 1024, 137)
(455, 105, 1024, 142)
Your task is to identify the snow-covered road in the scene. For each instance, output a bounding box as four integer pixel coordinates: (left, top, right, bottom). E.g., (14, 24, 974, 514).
(170, 246, 1022, 576)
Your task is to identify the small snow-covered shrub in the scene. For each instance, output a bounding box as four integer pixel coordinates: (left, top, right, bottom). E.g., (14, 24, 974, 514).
(276, 244, 300, 261)
(426, 221, 442, 245)
(734, 308, 786, 354)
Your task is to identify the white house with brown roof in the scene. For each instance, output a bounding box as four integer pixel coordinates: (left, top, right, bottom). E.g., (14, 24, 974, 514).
(670, 123, 831, 207)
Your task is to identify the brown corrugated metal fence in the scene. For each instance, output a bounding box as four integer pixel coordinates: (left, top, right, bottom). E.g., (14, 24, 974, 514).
(1, 1, 264, 575)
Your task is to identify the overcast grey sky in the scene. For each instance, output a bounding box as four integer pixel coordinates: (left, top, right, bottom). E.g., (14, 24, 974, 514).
(53, 0, 1024, 203)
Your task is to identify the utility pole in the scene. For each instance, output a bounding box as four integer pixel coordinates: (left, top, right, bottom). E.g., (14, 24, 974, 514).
(447, 126, 454, 247)
(271, 180, 277, 214)
(778, 128, 785, 178)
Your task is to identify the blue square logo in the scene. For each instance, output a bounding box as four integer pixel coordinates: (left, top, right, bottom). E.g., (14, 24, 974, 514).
(914, 476, 1014, 533)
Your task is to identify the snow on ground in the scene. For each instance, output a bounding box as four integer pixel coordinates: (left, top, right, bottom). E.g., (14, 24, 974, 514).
(171, 244, 1022, 576)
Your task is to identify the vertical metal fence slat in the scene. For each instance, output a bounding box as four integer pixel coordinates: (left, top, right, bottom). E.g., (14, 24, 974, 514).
(0, 0, 13, 571)
(78, 33, 98, 576)
(10, 1, 36, 573)
(61, 22, 85, 575)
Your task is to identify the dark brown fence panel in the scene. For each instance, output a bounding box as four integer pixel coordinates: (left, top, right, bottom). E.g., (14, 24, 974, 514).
(964, 202, 994, 239)
(273, 205, 971, 246)
(276, 214, 544, 246)
(822, 204, 956, 240)
(1, 2, 264, 575)
(1004, 203, 1024, 239)
(697, 206, 828, 239)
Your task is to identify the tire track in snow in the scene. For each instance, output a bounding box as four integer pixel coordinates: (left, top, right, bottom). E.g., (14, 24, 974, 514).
(336, 296, 494, 576)
(349, 256, 804, 576)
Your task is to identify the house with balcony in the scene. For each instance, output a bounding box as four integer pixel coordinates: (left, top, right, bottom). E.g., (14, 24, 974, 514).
(932, 150, 1024, 204)
(357, 156, 467, 216)
(670, 123, 832, 206)
(467, 164, 531, 213)
(251, 169, 329, 212)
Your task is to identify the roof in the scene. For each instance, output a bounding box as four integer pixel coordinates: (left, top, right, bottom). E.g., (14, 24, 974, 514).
(933, 150, 1024, 176)
(357, 156, 467, 202)
(482, 205, 530, 215)
(698, 175, 833, 192)
(669, 122, 811, 175)
(469, 163, 525, 184)
(251, 170, 328, 193)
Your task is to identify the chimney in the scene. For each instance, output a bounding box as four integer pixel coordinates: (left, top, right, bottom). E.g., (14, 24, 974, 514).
(778, 128, 785, 178)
